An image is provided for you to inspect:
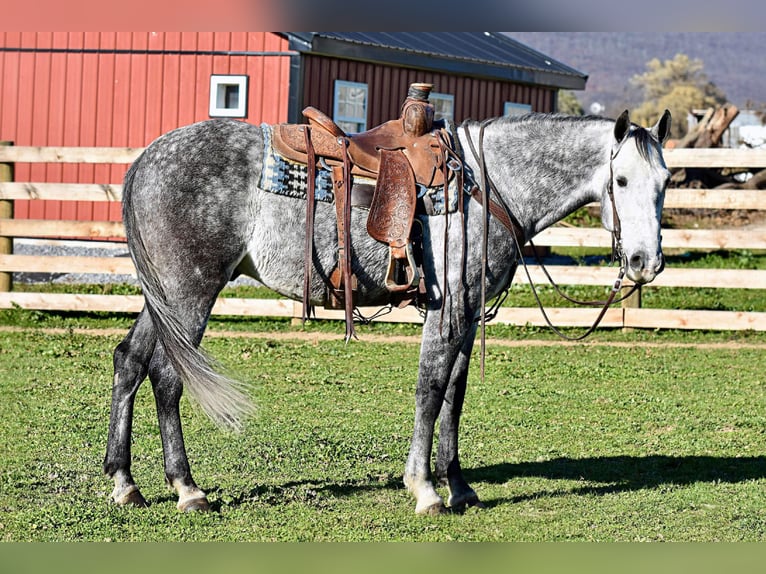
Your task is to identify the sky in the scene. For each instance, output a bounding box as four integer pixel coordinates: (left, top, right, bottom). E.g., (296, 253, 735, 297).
(3, 1, 766, 31)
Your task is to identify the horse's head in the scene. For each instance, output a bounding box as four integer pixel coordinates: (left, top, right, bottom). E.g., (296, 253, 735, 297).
(601, 109, 672, 284)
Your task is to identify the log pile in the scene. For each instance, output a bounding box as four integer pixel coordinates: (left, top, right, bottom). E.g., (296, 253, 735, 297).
(670, 103, 766, 190)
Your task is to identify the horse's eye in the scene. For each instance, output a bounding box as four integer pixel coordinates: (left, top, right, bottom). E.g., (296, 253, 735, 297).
(616, 175, 628, 187)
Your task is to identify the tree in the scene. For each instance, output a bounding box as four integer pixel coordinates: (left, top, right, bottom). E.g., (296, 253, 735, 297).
(557, 90, 583, 115)
(630, 53, 727, 139)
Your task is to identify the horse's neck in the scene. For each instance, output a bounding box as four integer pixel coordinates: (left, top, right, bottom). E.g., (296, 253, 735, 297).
(461, 117, 613, 237)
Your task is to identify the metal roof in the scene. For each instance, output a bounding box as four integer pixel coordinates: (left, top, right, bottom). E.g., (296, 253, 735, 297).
(284, 32, 587, 91)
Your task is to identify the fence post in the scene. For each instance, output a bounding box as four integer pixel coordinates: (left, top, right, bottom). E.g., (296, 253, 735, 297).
(621, 284, 641, 331)
(0, 141, 13, 292)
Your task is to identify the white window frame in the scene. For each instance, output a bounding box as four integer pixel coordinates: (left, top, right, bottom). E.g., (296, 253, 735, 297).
(504, 102, 532, 117)
(333, 80, 368, 133)
(430, 92, 455, 122)
(209, 74, 248, 118)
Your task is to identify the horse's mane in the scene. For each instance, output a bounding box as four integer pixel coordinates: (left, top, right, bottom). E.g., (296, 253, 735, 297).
(463, 112, 663, 166)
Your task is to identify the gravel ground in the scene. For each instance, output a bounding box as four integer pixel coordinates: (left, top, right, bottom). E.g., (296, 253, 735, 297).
(12, 239, 261, 287)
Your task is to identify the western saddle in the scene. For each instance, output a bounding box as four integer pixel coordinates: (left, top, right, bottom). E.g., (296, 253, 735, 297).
(271, 83, 457, 340)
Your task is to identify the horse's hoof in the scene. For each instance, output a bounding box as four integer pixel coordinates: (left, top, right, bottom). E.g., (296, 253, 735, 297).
(416, 502, 448, 516)
(178, 497, 211, 512)
(112, 485, 148, 508)
(448, 491, 485, 511)
(122, 489, 149, 508)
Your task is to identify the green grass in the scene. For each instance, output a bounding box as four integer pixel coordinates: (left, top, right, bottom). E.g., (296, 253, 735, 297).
(1, 326, 765, 541)
(1, 248, 764, 540)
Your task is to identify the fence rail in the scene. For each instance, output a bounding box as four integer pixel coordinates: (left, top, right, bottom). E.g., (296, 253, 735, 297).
(1, 144, 765, 331)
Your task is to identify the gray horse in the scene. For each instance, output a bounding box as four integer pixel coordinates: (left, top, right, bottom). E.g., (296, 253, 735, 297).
(104, 108, 671, 515)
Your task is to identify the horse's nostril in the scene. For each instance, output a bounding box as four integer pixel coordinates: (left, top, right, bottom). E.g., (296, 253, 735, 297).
(629, 254, 644, 271)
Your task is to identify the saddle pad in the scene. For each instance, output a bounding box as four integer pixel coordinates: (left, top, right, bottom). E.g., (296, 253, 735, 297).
(260, 124, 336, 203)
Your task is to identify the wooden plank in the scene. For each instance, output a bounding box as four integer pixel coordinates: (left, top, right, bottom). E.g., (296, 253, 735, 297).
(211, 297, 296, 317)
(0, 291, 616, 327)
(0, 146, 143, 164)
(0, 219, 125, 239)
(0, 142, 13, 291)
(0, 182, 123, 201)
(0, 254, 135, 275)
(1, 253, 764, 289)
(3, 254, 763, 289)
(513, 265, 766, 290)
(3, 219, 765, 250)
(0, 292, 420, 321)
(663, 148, 766, 169)
(1, 137, 765, 170)
(534, 227, 766, 250)
(624, 308, 766, 331)
(511, 265, 624, 287)
(576, 189, 755, 212)
(2, 291, 765, 332)
(490, 307, 624, 328)
(2, 184, 765, 211)
(659, 228, 766, 250)
(648, 267, 766, 289)
(309, 304, 425, 324)
(662, 188, 766, 210)
(0, 292, 144, 313)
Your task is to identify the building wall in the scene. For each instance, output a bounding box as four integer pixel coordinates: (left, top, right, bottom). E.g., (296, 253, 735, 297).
(0, 32, 292, 222)
(299, 54, 556, 127)
(1, 34, 557, 226)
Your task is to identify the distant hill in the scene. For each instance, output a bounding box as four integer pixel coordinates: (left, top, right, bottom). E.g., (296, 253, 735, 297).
(507, 32, 766, 115)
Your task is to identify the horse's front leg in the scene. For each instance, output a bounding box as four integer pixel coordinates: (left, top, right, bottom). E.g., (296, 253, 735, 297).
(435, 320, 485, 511)
(404, 312, 470, 515)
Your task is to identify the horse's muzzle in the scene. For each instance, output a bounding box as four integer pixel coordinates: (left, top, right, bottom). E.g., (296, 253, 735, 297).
(626, 250, 664, 284)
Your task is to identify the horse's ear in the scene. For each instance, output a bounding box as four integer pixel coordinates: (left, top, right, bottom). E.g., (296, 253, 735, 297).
(614, 110, 631, 145)
(651, 109, 672, 144)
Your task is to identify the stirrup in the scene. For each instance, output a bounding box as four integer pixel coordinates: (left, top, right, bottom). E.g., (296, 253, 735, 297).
(385, 243, 420, 292)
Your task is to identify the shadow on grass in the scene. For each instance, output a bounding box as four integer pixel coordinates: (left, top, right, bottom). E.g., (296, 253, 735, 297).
(466, 455, 766, 507)
(205, 476, 405, 511)
(203, 455, 766, 511)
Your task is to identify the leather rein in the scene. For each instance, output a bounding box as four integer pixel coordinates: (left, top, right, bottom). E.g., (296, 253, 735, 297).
(460, 118, 638, 373)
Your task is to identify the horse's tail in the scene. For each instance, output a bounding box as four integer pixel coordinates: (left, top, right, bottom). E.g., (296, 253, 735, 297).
(122, 159, 253, 432)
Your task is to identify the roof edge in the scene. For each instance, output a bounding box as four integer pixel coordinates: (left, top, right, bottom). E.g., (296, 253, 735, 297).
(282, 33, 587, 90)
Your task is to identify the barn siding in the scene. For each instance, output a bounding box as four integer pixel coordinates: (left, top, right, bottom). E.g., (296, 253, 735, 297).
(0, 32, 292, 223)
(2, 34, 558, 229)
(300, 54, 555, 127)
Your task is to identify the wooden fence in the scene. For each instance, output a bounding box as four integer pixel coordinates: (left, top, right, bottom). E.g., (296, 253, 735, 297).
(1, 143, 765, 331)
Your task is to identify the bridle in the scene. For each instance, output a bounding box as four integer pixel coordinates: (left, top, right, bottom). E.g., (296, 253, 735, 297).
(461, 118, 640, 374)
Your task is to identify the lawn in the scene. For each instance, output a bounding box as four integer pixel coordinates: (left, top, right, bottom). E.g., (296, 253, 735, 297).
(1, 318, 765, 541)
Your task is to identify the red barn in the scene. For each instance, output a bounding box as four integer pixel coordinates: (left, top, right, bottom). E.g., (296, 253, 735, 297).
(0, 32, 586, 228)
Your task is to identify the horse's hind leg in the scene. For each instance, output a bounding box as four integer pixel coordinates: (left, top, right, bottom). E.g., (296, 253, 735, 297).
(144, 278, 229, 512)
(104, 309, 156, 507)
(147, 343, 210, 512)
(434, 322, 484, 511)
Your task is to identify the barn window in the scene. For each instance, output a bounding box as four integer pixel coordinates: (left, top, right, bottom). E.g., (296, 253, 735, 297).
(430, 92, 454, 122)
(209, 75, 248, 118)
(504, 102, 532, 117)
(333, 80, 368, 134)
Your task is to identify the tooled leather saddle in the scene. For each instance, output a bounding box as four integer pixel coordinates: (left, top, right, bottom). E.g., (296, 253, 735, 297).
(271, 83, 458, 340)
